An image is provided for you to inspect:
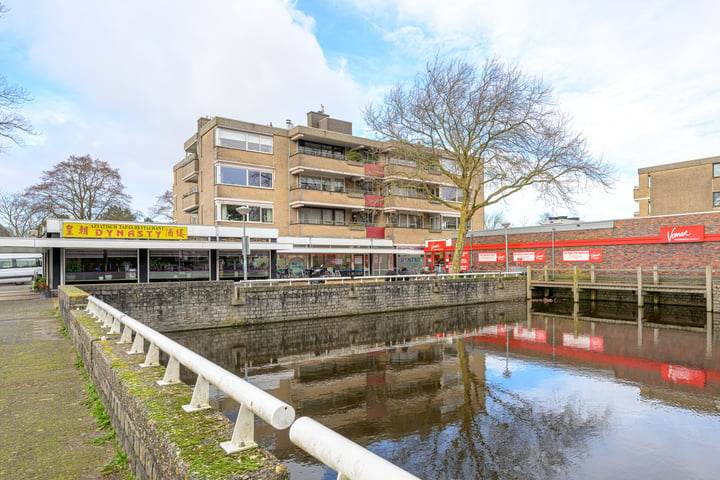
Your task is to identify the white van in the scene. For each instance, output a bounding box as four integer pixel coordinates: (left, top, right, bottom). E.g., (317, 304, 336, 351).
(0, 253, 43, 285)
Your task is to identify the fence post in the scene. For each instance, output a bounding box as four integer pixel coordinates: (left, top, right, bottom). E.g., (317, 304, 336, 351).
(706, 265, 713, 312)
(653, 265, 659, 285)
(637, 266, 644, 307)
(527, 266, 532, 299)
(590, 266, 596, 284)
(572, 266, 579, 303)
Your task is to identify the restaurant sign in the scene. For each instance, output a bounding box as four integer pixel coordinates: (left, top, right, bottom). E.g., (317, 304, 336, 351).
(63, 222, 188, 240)
(660, 225, 704, 243)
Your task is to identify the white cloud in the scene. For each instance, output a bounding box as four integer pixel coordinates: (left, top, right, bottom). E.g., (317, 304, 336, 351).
(1, 0, 365, 213)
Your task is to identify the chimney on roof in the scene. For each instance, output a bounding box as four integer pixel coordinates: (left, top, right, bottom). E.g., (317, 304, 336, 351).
(306, 109, 352, 135)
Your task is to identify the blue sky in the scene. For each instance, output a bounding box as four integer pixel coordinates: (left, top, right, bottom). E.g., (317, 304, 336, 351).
(1, 0, 719, 224)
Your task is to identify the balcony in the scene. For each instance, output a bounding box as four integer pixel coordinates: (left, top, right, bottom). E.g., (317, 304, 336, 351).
(289, 151, 365, 178)
(181, 156, 199, 183)
(289, 186, 365, 209)
(288, 221, 368, 239)
(384, 195, 451, 213)
(181, 191, 199, 213)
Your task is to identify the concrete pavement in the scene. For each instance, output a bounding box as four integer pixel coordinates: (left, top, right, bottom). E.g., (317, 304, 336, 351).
(0, 285, 122, 479)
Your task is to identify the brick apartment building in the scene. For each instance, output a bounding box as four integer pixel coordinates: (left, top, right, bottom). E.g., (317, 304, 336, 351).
(634, 155, 720, 217)
(173, 109, 482, 247)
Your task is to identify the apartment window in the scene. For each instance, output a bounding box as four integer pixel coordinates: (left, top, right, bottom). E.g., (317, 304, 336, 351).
(217, 165, 273, 188)
(714, 164, 720, 178)
(297, 140, 345, 160)
(299, 175, 345, 192)
(215, 128, 273, 153)
(388, 213, 424, 228)
(440, 186, 463, 202)
(219, 203, 274, 223)
(442, 216, 460, 230)
(714, 192, 720, 207)
(389, 157, 416, 167)
(298, 207, 345, 225)
(390, 185, 425, 199)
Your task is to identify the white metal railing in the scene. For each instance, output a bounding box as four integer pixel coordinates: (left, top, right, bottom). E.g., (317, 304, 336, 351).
(290, 417, 421, 480)
(240, 270, 524, 287)
(84, 296, 422, 479)
(86, 296, 294, 453)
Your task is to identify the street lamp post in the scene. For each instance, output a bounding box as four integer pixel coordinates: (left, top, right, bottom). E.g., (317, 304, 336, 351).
(236, 206, 251, 282)
(501, 222, 511, 273)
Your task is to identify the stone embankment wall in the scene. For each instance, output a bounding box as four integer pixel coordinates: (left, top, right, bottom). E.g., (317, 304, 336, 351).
(82, 276, 525, 332)
(58, 286, 287, 480)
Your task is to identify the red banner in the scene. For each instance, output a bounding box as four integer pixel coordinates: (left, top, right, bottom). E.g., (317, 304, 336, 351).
(660, 225, 705, 243)
(364, 195, 385, 208)
(562, 249, 603, 262)
(512, 251, 546, 263)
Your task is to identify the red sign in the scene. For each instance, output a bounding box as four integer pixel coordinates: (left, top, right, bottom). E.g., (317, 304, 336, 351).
(661, 364, 706, 387)
(426, 240, 446, 251)
(512, 251, 546, 263)
(477, 252, 506, 263)
(562, 249, 603, 262)
(364, 163, 384, 177)
(364, 195, 385, 208)
(562, 333, 604, 352)
(660, 225, 705, 243)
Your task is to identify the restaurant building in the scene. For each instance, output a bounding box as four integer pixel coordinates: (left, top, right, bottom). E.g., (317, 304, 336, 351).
(0, 218, 422, 290)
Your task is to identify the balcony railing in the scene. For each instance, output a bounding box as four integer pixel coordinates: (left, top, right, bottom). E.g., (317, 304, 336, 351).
(296, 145, 346, 161)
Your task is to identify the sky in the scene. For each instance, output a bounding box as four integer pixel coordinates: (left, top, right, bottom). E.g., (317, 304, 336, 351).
(1, 0, 719, 226)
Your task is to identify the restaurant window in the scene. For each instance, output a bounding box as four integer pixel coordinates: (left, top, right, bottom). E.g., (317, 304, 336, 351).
(64, 249, 137, 283)
(149, 250, 209, 281)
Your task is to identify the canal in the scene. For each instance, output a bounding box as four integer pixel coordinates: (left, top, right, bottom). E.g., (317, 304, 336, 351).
(169, 301, 720, 479)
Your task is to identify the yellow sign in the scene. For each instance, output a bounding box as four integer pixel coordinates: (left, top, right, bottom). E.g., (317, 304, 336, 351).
(63, 222, 188, 240)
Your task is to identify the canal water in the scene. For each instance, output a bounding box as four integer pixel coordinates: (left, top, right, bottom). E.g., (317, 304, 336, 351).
(169, 301, 720, 479)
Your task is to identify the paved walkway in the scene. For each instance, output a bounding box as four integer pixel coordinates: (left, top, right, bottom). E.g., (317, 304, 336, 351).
(0, 287, 119, 479)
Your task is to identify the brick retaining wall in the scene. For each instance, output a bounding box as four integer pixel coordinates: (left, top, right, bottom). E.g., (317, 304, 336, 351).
(82, 276, 525, 332)
(58, 287, 287, 480)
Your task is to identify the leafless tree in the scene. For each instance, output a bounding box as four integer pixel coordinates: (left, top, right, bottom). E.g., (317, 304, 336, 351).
(148, 189, 174, 222)
(0, 190, 43, 236)
(0, 3, 36, 152)
(364, 56, 614, 272)
(25, 154, 131, 220)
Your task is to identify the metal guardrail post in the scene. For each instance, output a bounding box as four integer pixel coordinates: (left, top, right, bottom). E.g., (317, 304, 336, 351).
(637, 266, 644, 307)
(183, 375, 211, 412)
(572, 266, 579, 303)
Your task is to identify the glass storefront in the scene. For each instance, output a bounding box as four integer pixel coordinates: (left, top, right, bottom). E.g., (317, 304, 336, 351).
(65, 249, 138, 283)
(149, 250, 209, 281)
(219, 251, 270, 279)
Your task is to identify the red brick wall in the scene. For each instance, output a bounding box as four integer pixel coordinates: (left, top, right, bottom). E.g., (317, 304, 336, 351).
(460, 212, 720, 274)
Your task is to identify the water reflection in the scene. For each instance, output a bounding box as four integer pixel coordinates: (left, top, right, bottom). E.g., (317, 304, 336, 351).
(168, 302, 720, 480)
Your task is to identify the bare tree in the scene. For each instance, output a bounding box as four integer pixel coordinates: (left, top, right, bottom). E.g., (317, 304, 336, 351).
(25, 154, 131, 220)
(484, 210, 509, 230)
(364, 56, 614, 272)
(0, 190, 43, 236)
(0, 3, 36, 152)
(148, 189, 174, 222)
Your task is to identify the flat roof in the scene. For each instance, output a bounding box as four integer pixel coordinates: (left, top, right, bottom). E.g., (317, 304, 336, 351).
(638, 155, 720, 174)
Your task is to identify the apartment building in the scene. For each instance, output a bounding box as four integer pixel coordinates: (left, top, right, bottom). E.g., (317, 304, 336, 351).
(173, 109, 482, 249)
(634, 155, 720, 217)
